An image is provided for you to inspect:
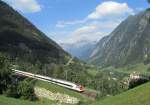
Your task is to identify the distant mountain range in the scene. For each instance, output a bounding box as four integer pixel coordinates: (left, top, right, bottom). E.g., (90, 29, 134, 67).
(60, 40, 96, 61)
(89, 9, 150, 67)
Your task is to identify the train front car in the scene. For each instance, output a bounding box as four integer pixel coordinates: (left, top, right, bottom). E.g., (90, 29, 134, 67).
(72, 84, 84, 92)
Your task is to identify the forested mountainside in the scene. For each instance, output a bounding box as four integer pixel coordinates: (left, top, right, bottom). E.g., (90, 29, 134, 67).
(0, 0, 69, 64)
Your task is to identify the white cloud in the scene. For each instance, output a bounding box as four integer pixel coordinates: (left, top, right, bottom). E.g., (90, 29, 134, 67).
(87, 1, 134, 19)
(56, 21, 118, 44)
(53, 25, 100, 44)
(90, 19, 122, 30)
(55, 18, 123, 44)
(49, 1, 135, 45)
(53, 1, 134, 44)
(56, 19, 87, 28)
(3, 0, 42, 13)
(73, 25, 99, 35)
(56, 1, 134, 28)
(58, 31, 106, 44)
(136, 7, 145, 12)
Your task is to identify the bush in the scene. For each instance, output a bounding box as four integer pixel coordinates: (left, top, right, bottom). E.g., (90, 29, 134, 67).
(77, 101, 87, 105)
(4, 84, 19, 98)
(0, 53, 12, 94)
(144, 58, 150, 65)
(147, 67, 150, 72)
(129, 78, 149, 89)
(3, 78, 37, 101)
(17, 79, 37, 101)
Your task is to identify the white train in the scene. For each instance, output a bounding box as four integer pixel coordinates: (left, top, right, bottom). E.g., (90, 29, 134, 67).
(12, 69, 84, 92)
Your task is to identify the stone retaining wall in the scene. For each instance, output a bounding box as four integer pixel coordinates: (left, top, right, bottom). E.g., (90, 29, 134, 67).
(34, 87, 79, 104)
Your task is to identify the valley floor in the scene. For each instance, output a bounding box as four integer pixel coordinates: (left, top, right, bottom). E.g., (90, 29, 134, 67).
(91, 82, 150, 105)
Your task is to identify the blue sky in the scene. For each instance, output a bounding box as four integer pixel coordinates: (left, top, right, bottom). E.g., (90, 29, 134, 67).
(3, 0, 150, 44)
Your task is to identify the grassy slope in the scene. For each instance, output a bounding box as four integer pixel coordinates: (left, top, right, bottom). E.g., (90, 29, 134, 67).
(109, 63, 150, 74)
(87, 69, 98, 77)
(114, 63, 150, 74)
(0, 80, 90, 105)
(87, 63, 150, 79)
(0, 95, 40, 105)
(91, 83, 150, 105)
(35, 80, 90, 102)
(0, 95, 72, 105)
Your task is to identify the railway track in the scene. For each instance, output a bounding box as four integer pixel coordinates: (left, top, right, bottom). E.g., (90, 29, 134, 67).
(82, 90, 97, 100)
(12, 69, 98, 99)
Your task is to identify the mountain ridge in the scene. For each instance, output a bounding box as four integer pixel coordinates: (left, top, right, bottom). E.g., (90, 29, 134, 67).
(89, 9, 150, 67)
(0, 0, 71, 65)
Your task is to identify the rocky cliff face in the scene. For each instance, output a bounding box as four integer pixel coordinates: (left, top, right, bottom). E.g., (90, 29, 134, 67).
(89, 9, 150, 67)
